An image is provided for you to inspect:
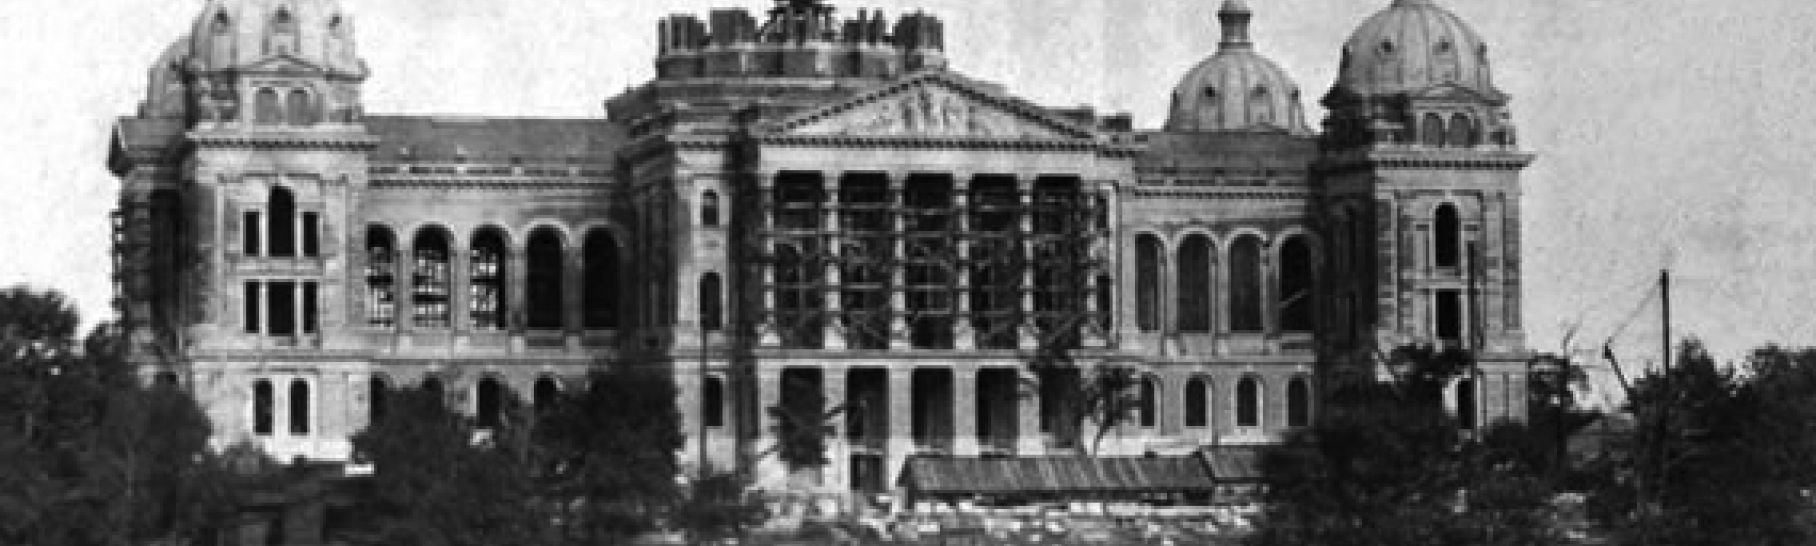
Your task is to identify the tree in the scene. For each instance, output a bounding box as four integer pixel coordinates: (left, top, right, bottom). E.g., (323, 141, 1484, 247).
(672, 471, 768, 542)
(768, 373, 836, 472)
(536, 365, 686, 543)
(1253, 345, 1565, 546)
(1028, 351, 1142, 454)
(349, 386, 544, 546)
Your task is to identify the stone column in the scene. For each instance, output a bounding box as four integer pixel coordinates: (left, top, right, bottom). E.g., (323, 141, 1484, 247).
(507, 247, 527, 352)
(823, 175, 846, 350)
(755, 367, 786, 486)
(952, 177, 975, 350)
(952, 366, 978, 456)
(823, 365, 849, 488)
(885, 367, 915, 486)
(1017, 176, 1038, 350)
(564, 250, 584, 350)
(1017, 368, 1044, 454)
(757, 175, 781, 347)
(255, 281, 269, 337)
(888, 176, 910, 350)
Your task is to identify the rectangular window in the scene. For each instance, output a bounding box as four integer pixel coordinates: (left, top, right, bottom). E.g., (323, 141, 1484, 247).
(301, 212, 320, 257)
(302, 282, 318, 334)
(1436, 290, 1462, 342)
(244, 281, 261, 333)
(243, 211, 262, 256)
(269, 281, 297, 336)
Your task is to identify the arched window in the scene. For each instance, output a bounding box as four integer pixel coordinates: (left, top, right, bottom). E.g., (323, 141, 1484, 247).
(268, 187, 296, 257)
(1185, 377, 1210, 428)
(1177, 234, 1214, 333)
(267, 9, 298, 56)
(533, 376, 560, 414)
(1096, 274, 1114, 333)
(289, 379, 310, 435)
(253, 380, 274, 436)
(254, 88, 282, 125)
(1279, 236, 1315, 332)
(1421, 113, 1446, 147)
(1138, 376, 1159, 428)
(582, 229, 619, 329)
(286, 90, 315, 126)
(1236, 377, 1261, 428)
(412, 228, 452, 328)
(1230, 235, 1265, 333)
(212, 12, 232, 35)
(1448, 113, 1475, 147)
(1456, 378, 1477, 429)
(526, 228, 566, 330)
(469, 228, 508, 330)
(1287, 376, 1312, 427)
(703, 376, 725, 428)
(699, 272, 723, 332)
(365, 225, 397, 327)
(1434, 203, 1461, 268)
(476, 377, 504, 429)
(1135, 234, 1163, 332)
(1250, 86, 1274, 125)
(701, 191, 720, 227)
(369, 376, 389, 423)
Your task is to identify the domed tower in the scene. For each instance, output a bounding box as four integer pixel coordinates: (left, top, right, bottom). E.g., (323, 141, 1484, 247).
(161, 0, 371, 128)
(1317, 0, 1533, 420)
(1165, 0, 1310, 134)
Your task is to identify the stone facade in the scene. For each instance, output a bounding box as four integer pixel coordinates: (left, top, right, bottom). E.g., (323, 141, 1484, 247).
(108, 0, 1534, 492)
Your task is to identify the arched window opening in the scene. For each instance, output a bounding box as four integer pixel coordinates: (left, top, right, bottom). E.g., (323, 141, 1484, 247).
(253, 380, 274, 436)
(254, 88, 282, 125)
(1230, 235, 1265, 333)
(369, 376, 389, 423)
(533, 377, 559, 414)
(365, 226, 397, 327)
(412, 228, 452, 328)
(285, 90, 315, 126)
(1185, 377, 1210, 428)
(699, 272, 723, 332)
(1457, 378, 1477, 430)
(1279, 236, 1315, 332)
(1421, 113, 1446, 147)
(469, 228, 508, 330)
(1096, 274, 1114, 333)
(289, 379, 310, 435)
(476, 377, 504, 429)
(526, 228, 566, 330)
(1287, 376, 1312, 427)
(582, 230, 619, 329)
(703, 376, 725, 428)
(1177, 235, 1214, 333)
(1138, 376, 1159, 428)
(1434, 204, 1461, 268)
(1448, 114, 1475, 147)
(1236, 377, 1261, 428)
(268, 187, 296, 257)
(212, 12, 232, 35)
(1250, 86, 1274, 125)
(1135, 234, 1163, 332)
(701, 191, 721, 227)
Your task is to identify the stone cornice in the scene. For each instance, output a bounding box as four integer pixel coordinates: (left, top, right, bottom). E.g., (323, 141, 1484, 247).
(1317, 146, 1535, 173)
(369, 178, 617, 190)
(189, 131, 380, 152)
(1129, 189, 1312, 200)
(758, 134, 1107, 152)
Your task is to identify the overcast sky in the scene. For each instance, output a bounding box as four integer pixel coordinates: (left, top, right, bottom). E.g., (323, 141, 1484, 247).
(3, 0, 1813, 380)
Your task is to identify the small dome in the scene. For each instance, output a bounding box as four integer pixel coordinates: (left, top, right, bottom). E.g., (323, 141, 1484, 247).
(143, 39, 193, 119)
(1335, 0, 1495, 98)
(184, 0, 365, 78)
(1165, 0, 1310, 134)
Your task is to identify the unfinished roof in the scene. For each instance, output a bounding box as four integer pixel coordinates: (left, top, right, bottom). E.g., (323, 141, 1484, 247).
(898, 456, 1218, 496)
(364, 116, 627, 163)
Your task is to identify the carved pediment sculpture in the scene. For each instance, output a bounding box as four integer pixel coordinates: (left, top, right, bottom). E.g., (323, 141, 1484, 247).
(788, 83, 1077, 139)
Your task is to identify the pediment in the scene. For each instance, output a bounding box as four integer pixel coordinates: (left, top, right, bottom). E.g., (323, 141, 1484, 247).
(1410, 83, 1505, 103)
(240, 54, 324, 76)
(773, 72, 1096, 140)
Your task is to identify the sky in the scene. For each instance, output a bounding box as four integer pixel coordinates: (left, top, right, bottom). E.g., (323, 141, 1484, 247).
(2, 0, 1814, 388)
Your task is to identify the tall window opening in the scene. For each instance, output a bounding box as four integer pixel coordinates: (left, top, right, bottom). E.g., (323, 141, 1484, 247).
(1448, 114, 1475, 147)
(469, 228, 508, 330)
(703, 376, 725, 428)
(1138, 376, 1159, 428)
(253, 379, 274, 435)
(1230, 235, 1265, 332)
(1456, 378, 1477, 430)
(254, 89, 282, 125)
(476, 377, 504, 429)
(369, 376, 389, 423)
(285, 90, 315, 126)
(701, 191, 720, 227)
(1135, 234, 1163, 332)
(268, 281, 296, 336)
(1096, 274, 1114, 333)
(533, 377, 559, 415)
(300, 212, 319, 257)
(289, 379, 310, 435)
(1434, 204, 1461, 268)
(365, 226, 397, 327)
(528, 228, 567, 330)
(1236, 377, 1261, 427)
(1436, 290, 1463, 342)
(412, 228, 452, 328)
(301, 282, 318, 334)
(700, 273, 723, 332)
(268, 187, 296, 257)
(243, 211, 262, 256)
(582, 230, 619, 329)
(1421, 113, 1445, 147)
(1279, 236, 1315, 332)
(1177, 234, 1214, 332)
(244, 282, 261, 333)
(1287, 376, 1312, 427)
(1185, 377, 1210, 428)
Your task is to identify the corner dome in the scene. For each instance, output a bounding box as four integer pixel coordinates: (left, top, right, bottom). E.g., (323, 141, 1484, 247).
(1165, 0, 1310, 134)
(1335, 0, 1497, 98)
(184, 0, 366, 78)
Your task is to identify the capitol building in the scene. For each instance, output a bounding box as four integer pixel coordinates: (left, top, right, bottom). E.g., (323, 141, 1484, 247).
(109, 0, 1534, 494)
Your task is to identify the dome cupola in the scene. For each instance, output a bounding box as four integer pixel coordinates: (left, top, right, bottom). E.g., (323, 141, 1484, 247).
(1165, 0, 1310, 134)
(138, 0, 369, 126)
(185, 0, 366, 78)
(1333, 0, 1498, 99)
